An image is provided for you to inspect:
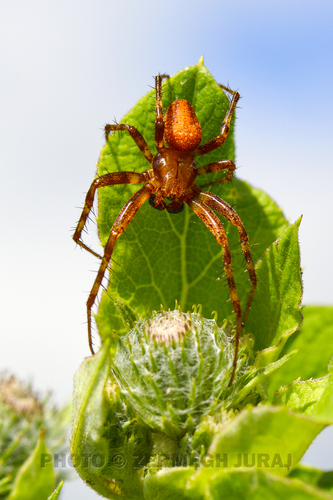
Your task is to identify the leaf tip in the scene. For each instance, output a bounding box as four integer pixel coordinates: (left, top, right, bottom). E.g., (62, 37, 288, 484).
(197, 55, 204, 67)
(296, 215, 303, 227)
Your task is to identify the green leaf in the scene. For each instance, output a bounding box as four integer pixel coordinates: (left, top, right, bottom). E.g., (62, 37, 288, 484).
(47, 479, 64, 499)
(270, 306, 333, 390)
(230, 350, 298, 408)
(0, 375, 71, 496)
(247, 217, 303, 353)
(70, 339, 117, 499)
(288, 465, 333, 494)
(145, 467, 333, 500)
(0, 476, 11, 496)
(273, 362, 333, 421)
(95, 59, 288, 339)
(70, 340, 152, 499)
(197, 468, 333, 500)
(7, 430, 55, 500)
(144, 467, 195, 500)
(189, 405, 326, 483)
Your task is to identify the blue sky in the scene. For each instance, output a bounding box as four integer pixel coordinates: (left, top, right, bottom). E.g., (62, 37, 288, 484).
(1, 1, 332, 497)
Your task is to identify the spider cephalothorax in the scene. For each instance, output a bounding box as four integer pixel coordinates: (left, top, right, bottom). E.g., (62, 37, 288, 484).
(73, 74, 257, 385)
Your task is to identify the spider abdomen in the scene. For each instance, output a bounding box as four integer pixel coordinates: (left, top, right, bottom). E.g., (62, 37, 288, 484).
(164, 99, 202, 153)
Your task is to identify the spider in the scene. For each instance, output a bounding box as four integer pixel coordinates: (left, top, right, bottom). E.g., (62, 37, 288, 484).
(73, 74, 257, 385)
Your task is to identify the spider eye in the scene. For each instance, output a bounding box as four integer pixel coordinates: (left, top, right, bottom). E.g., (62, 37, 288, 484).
(164, 99, 202, 153)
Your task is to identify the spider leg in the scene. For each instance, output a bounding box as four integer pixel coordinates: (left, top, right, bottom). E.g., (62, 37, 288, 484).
(73, 170, 152, 260)
(197, 190, 257, 329)
(192, 91, 240, 157)
(86, 182, 155, 355)
(197, 159, 235, 187)
(154, 74, 170, 152)
(218, 84, 238, 96)
(104, 124, 153, 163)
(186, 196, 242, 386)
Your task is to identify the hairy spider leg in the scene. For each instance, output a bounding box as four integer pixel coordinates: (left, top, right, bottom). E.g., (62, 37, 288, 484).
(86, 183, 154, 353)
(186, 197, 242, 386)
(195, 160, 257, 383)
(218, 83, 238, 96)
(104, 124, 153, 163)
(196, 190, 257, 384)
(154, 74, 170, 151)
(192, 90, 240, 156)
(197, 191, 257, 320)
(195, 85, 240, 190)
(73, 170, 152, 352)
(197, 159, 236, 188)
(73, 170, 151, 258)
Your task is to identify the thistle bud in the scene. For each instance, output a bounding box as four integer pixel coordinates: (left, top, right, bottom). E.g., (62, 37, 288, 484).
(111, 309, 239, 440)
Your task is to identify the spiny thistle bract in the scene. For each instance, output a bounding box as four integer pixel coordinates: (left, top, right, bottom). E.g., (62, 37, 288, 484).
(111, 309, 247, 440)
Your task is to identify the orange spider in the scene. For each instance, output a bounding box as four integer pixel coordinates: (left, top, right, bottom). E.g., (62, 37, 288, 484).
(73, 75, 257, 385)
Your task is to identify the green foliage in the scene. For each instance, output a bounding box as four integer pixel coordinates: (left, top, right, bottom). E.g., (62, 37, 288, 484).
(288, 465, 333, 494)
(0, 376, 70, 499)
(70, 60, 333, 499)
(71, 338, 150, 500)
(247, 217, 303, 353)
(71, 302, 333, 499)
(47, 479, 64, 499)
(198, 406, 325, 478)
(272, 361, 333, 421)
(145, 467, 333, 500)
(7, 431, 55, 500)
(270, 305, 333, 389)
